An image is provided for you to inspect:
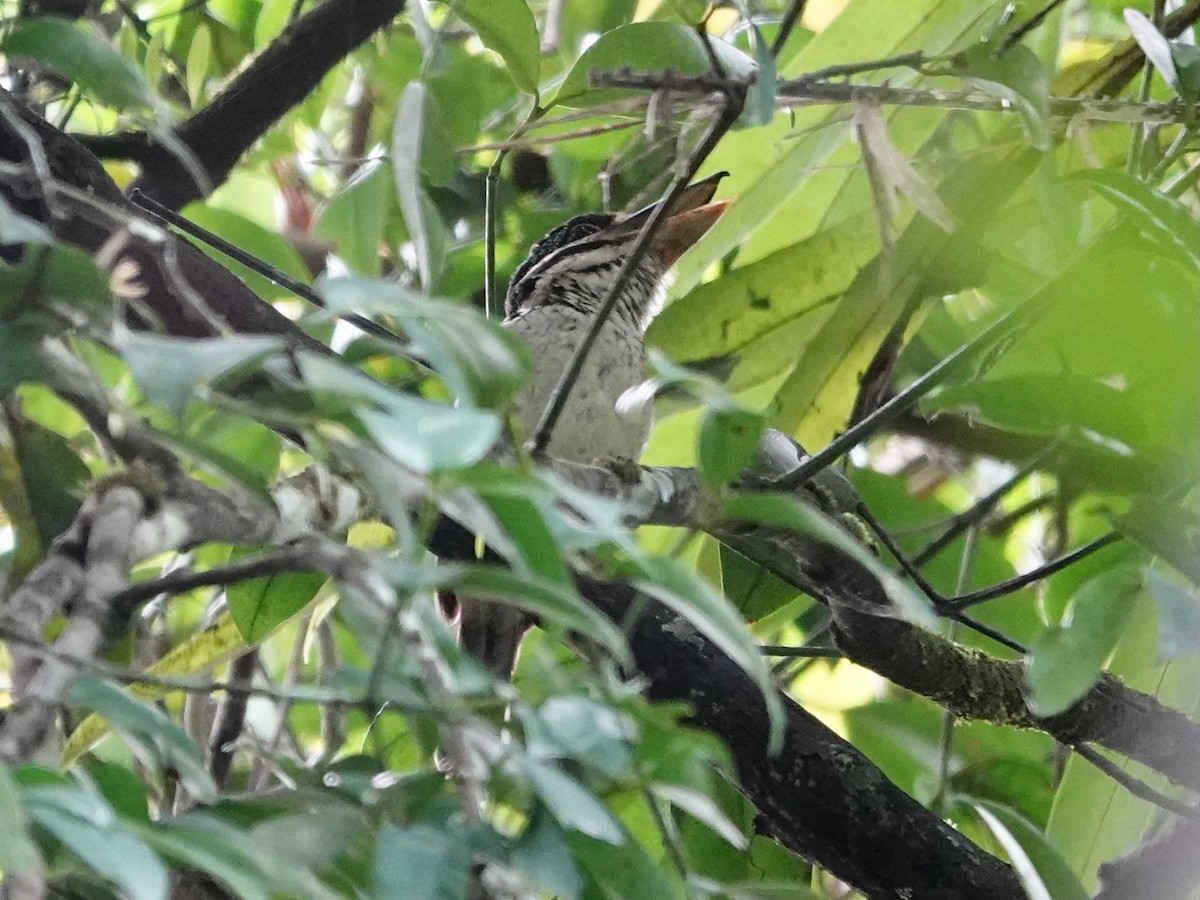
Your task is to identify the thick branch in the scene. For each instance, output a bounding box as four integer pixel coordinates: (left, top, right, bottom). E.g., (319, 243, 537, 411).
(593, 576, 1023, 897)
(98, 0, 406, 209)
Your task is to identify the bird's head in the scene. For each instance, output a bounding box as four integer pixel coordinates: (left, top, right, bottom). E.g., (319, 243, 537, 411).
(504, 173, 730, 328)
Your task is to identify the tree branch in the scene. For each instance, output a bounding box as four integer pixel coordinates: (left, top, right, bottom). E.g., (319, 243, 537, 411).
(86, 0, 406, 209)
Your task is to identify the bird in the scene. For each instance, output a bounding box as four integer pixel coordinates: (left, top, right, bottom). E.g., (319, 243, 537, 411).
(454, 173, 731, 678)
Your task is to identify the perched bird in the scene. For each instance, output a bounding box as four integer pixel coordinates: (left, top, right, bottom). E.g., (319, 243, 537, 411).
(455, 174, 730, 677)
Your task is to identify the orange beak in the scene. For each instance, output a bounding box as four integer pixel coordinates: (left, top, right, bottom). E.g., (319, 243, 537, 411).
(621, 172, 732, 268)
(652, 198, 732, 267)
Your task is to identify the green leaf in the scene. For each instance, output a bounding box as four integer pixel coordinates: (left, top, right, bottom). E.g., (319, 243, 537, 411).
(552, 23, 755, 106)
(520, 695, 635, 779)
(67, 677, 217, 802)
(1171, 41, 1200, 103)
(23, 783, 168, 900)
(652, 214, 878, 393)
(566, 829, 684, 899)
(652, 783, 746, 849)
(0, 764, 38, 873)
(515, 752, 625, 843)
(448, 566, 628, 662)
(0, 321, 48, 393)
(312, 159, 395, 277)
(358, 398, 501, 472)
(392, 82, 446, 291)
(1114, 500, 1200, 587)
(138, 817, 271, 900)
(121, 332, 283, 420)
(451, 0, 540, 95)
(185, 22, 212, 104)
(227, 558, 326, 644)
(0, 244, 112, 322)
(1144, 569, 1200, 659)
(1071, 169, 1200, 274)
(373, 823, 470, 900)
(698, 406, 766, 489)
(318, 277, 532, 407)
(511, 811, 583, 899)
(951, 42, 1049, 149)
(9, 417, 88, 555)
(972, 800, 1087, 900)
(1025, 566, 1142, 716)
(0, 17, 156, 109)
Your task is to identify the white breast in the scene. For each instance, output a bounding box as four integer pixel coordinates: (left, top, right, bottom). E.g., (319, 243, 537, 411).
(505, 306, 651, 463)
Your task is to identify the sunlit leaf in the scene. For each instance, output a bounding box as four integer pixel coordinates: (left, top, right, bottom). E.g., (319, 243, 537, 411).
(1123, 9, 1178, 90)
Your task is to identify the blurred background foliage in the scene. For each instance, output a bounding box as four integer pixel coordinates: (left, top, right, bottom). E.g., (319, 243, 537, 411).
(0, 0, 1199, 897)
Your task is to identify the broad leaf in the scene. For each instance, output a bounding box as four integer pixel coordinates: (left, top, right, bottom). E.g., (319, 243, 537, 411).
(0, 17, 155, 109)
(1025, 566, 1142, 716)
(451, 0, 540, 94)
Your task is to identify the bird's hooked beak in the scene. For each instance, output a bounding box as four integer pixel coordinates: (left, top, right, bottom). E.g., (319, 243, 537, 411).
(620, 172, 732, 268)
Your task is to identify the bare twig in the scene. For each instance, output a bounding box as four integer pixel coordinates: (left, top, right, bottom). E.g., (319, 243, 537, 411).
(1075, 743, 1200, 822)
(771, 0, 809, 57)
(951, 531, 1122, 608)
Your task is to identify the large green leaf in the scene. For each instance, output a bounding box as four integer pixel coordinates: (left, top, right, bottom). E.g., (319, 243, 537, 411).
(451, 0, 540, 94)
(1025, 566, 1141, 717)
(318, 277, 532, 407)
(121, 332, 283, 420)
(971, 800, 1087, 900)
(392, 82, 447, 291)
(0, 17, 156, 109)
(227, 557, 327, 644)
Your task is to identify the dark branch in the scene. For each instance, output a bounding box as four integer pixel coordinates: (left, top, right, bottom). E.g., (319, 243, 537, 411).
(88, 0, 406, 209)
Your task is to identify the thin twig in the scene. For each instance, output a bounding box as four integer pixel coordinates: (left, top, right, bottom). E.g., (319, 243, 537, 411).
(911, 446, 1059, 567)
(771, 298, 1041, 492)
(932, 526, 979, 810)
(997, 0, 1068, 56)
(591, 69, 1200, 126)
(771, 0, 809, 57)
(952, 531, 1123, 609)
(485, 104, 545, 319)
(759, 645, 843, 658)
(129, 189, 408, 346)
(1075, 743, 1200, 822)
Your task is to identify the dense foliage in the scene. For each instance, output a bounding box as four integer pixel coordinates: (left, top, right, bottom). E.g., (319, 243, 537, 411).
(0, 0, 1198, 897)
